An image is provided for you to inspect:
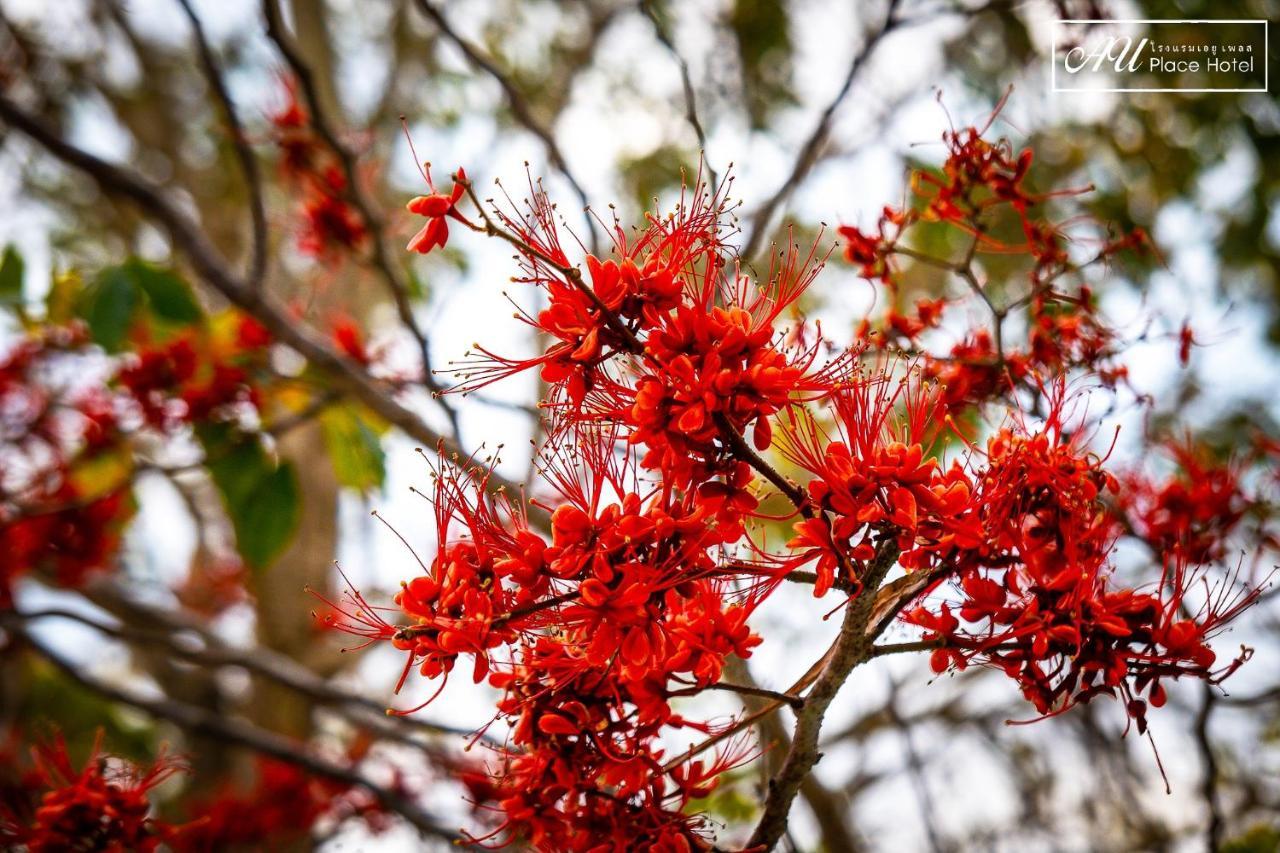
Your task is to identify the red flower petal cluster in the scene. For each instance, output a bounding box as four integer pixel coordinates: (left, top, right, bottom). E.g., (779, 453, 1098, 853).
(406, 166, 469, 255)
(2, 487, 131, 595)
(837, 205, 910, 283)
(177, 757, 390, 851)
(0, 326, 134, 603)
(268, 80, 366, 261)
(297, 167, 368, 259)
(118, 315, 270, 428)
(326, 433, 763, 846)
(840, 108, 1143, 412)
(1118, 441, 1253, 563)
(1, 315, 271, 604)
(0, 733, 187, 852)
(905, 400, 1259, 730)
(779, 371, 980, 595)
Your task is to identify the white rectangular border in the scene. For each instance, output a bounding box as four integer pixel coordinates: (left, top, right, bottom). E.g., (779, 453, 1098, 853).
(1051, 19, 1269, 93)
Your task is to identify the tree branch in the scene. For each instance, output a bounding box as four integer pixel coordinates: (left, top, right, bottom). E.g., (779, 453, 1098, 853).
(175, 0, 268, 288)
(748, 537, 901, 850)
(1194, 682, 1223, 851)
(10, 600, 482, 745)
(725, 657, 862, 852)
(411, 0, 599, 252)
(740, 0, 904, 262)
(639, 0, 718, 193)
(259, 0, 461, 438)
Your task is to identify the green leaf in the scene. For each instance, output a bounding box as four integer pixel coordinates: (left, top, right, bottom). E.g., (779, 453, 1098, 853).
(320, 404, 387, 493)
(234, 463, 301, 570)
(127, 259, 202, 324)
(77, 266, 140, 352)
(76, 261, 202, 350)
(198, 424, 301, 570)
(0, 244, 25, 306)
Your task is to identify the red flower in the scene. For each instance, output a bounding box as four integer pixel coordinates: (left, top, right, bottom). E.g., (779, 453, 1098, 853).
(297, 167, 367, 259)
(1, 732, 188, 852)
(406, 167, 468, 255)
(1117, 441, 1251, 563)
(904, 395, 1260, 730)
(330, 314, 370, 365)
(178, 757, 389, 851)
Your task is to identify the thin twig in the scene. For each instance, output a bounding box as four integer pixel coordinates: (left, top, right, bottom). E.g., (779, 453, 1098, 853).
(740, 0, 905, 262)
(725, 657, 861, 852)
(639, 0, 718, 193)
(1194, 682, 1223, 851)
(669, 679, 804, 710)
(872, 639, 943, 657)
(259, 0, 461, 438)
(412, 0, 599, 253)
(175, 0, 268, 288)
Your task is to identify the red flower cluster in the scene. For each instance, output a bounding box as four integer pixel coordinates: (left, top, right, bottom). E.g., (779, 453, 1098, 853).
(268, 80, 366, 260)
(324, 127, 1263, 847)
(118, 315, 270, 428)
(780, 371, 979, 595)
(0, 326, 134, 603)
(178, 757, 389, 851)
(2, 488, 131, 596)
(326, 429, 764, 846)
(1118, 441, 1261, 564)
(1, 313, 271, 604)
(839, 111, 1143, 412)
(837, 205, 910, 284)
(0, 733, 187, 852)
(904, 399, 1259, 730)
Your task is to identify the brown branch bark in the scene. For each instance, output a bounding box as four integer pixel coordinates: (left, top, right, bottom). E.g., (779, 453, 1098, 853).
(726, 657, 862, 853)
(748, 537, 901, 850)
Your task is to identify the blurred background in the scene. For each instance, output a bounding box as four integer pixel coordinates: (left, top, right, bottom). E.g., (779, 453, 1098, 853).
(1, 0, 1278, 850)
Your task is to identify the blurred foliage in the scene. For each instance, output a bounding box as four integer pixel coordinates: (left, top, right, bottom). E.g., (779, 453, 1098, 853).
(320, 403, 389, 494)
(198, 423, 301, 572)
(727, 0, 796, 129)
(11, 656, 158, 765)
(2, 0, 1279, 848)
(1222, 823, 1280, 853)
(619, 144, 698, 219)
(74, 261, 203, 352)
(0, 245, 24, 309)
